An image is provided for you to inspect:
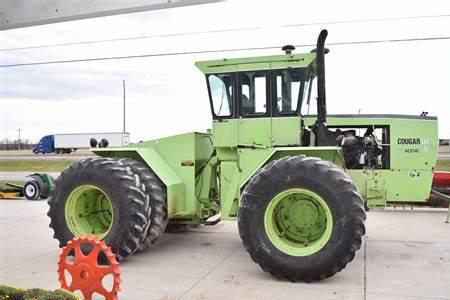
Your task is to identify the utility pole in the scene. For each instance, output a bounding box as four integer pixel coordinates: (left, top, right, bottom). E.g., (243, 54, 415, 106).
(357, 109, 361, 136)
(17, 128, 22, 151)
(123, 79, 126, 133)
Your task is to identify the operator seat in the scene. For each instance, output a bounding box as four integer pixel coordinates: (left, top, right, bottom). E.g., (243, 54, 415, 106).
(241, 94, 254, 115)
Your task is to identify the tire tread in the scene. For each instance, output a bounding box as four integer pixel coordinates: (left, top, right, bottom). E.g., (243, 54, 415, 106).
(238, 155, 366, 282)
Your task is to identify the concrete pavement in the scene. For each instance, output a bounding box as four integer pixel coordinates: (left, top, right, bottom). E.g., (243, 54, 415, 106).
(0, 201, 449, 300)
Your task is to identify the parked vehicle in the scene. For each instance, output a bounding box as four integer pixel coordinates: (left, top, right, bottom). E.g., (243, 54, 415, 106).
(48, 31, 438, 282)
(0, 173, 54, 200)
(23, 173, 55, 200)
(32, 132, 130, 154)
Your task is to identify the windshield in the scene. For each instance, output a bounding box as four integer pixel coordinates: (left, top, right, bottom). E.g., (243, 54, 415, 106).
(208, 74, 233, 117)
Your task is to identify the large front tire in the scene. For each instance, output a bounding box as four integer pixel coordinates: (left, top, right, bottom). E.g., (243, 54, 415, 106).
(238, 155, 366, 282)
(47, 157, 151, 261)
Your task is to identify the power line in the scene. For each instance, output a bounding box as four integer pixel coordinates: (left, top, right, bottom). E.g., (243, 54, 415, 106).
(1, 13, 449, 52)
(1, 36, 449, 68)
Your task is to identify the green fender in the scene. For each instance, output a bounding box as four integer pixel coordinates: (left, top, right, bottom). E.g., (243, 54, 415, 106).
(221, 146, 346, 220)
(92, 147, 184, 217)
(240, 146, 345, 188)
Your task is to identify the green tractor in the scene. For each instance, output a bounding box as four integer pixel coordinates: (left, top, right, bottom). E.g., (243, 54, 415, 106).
(48, 30, 438, 282)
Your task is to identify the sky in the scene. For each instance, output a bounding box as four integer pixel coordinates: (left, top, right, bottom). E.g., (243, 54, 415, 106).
(1, 0, 450, 143)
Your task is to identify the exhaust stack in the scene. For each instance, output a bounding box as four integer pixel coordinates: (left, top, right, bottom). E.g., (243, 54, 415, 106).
(316, 29, 328, 124)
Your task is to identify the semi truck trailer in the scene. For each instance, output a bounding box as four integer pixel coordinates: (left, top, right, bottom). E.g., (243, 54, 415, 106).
(32, 132, 130, 154)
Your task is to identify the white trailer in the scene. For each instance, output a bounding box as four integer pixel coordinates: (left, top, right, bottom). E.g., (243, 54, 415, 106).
(53, 132, 130, 153)
(33, 132, 130, 154)
(55, 132, 129, 149)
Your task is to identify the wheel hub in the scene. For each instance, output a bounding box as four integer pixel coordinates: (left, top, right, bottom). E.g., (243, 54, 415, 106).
(65, 185, 113, 239)
(290, 199, 318, 228)
(264, 188, 333, 256)
(76, 264, 92, 282)
(25, 185, 35, 196)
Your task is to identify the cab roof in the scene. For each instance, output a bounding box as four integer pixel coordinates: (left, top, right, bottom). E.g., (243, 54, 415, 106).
(195, 52, 317, 74)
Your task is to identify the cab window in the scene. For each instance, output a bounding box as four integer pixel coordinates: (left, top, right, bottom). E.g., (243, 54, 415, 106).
(239, 71, 268, 116)
(272, 68, 310, 115)
(207, 74, 233, 117)
(301, 76, 313, 115)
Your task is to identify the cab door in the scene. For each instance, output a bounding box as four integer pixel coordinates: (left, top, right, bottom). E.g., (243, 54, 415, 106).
(209, 72, 239, 147)
(270, 68, 312, 146)
(236, 69, 272, 147)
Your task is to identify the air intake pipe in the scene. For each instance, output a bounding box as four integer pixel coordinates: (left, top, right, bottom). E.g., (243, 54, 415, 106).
(316, 29, 328, 124)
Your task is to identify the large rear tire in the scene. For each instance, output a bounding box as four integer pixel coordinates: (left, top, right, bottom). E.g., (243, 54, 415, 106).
(238, 155, 366, 282)
(114, 157, 168, 251)
(47, 157, 151, 261)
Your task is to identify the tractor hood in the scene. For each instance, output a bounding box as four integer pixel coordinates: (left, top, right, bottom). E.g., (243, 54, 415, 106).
(195, 52, 317, 74)
(303, 114, 438, 124)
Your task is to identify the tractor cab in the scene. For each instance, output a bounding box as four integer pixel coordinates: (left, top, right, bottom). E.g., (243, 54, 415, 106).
(196, 48, 318, 148)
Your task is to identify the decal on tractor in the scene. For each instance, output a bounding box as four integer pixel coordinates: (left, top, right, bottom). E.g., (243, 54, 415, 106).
(397, 137, 430, 153)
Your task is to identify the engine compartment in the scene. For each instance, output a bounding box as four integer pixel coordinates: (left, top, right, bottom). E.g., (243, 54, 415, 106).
(336, 126, 387, 169)
(304, 124, 390, 169)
